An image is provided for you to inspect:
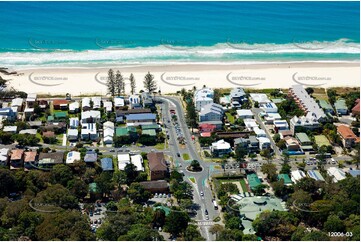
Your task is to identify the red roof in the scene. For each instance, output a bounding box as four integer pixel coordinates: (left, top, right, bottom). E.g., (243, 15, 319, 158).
(53, 99, 68, 106)
(200, 132, 212, 137)
(337, 125, 357, 140)
(352, 99, 360, 115)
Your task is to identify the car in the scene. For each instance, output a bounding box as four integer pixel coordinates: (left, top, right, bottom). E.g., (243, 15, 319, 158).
(177, 153, 181, 157)
(200, 191, 204, 196)
(95, 211, 101, 215)
(205, 209, 208, 215)
(109, 149, 115, 152)
(154, 193, 158, 198)
(94, 220, 98, 224)
(205, 215, 209, 220)
(98, 219, 102, 224)
(89, 211, 93, 216)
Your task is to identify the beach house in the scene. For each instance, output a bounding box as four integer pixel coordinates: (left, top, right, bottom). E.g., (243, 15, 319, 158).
(194, 87, 214, 111)
(199, 103, 224, 122)
(82, 97, 91, 111)
(9, 149, 24, 170)
(211, 139, 232, 157)
(230, 87, 247, 107)
(69, 101, 80, 113)
(125, 113, 156, 126)
(92, 97, 102, 109)
(337, 125, 359, 148)
(334, 99, 348, 115)
(147, 152, 168, 180)
(66, 151, 81, 164)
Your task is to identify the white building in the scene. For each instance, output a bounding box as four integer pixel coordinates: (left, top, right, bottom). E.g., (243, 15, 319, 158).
(114, 97, 125, 108)
(69, 101, 80, 113)
(11, 98, 23, 111)
(194, 88, 214, 111)
(199, 103, 224, 122)
(254, 127, 266, 138)
(81, 123, 98, 140)
(274, 120, 290, 132)
(3, 126, 17, 133)
(130, 154, 144, 172)
(249, 93, 270, 104)
(236, 109, 253, 119)
(103, 101, 113, 112)
(92, 97, 102, 109)
(258, 137, 271, 149)
(82, 97, 91, 110)
(103, 122, 115, 145)
(67, 129, 78, 141)
(260, 102, 278, 113)
(129, 95, 142, 109)
(66, 151, 81, 164)
(81, 110, 101, 123)
(264, 113, 282, 124)
(290, 113, 320, 134)
(0, 148, 9, 166)
(327, 167, 346, 183)
(230, 87, 247, 107)
(291, 170, 306, 183)
(69, 117, 79, 129)
(118, 153, 130, 170)
(210, 139, 232, 157)
(244, 119, 258, 131)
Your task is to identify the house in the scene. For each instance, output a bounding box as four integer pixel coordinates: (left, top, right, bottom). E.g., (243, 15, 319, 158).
(130, 154, 144, 171)
(258, 137, 271, 150)
(84, 151, 97, 163)
(142, 129, 157, 137)
(54, 111, 67, 120)
(337, 125, 359, 148)
(236, 109, 253, 119)
(69, 117, 80, 129)
(295, 133, 314, 152)
(28, 121, 42, 128)
(290, 113, 321, 134)
(115, 108, 152, 123)
(277, 174, 293, 185)
(288, 85, 326, 120)
(53, 99, 68, 110)
(11, 98, 24, 111)
(24, 151, 38, 171)
(264, 113, 282, 124)
(199, 103, 224, 122)
(291, 170, 306, 183)
(247, 173, 262, 190)
(210, 139, 232, 157)
(199, 123, 216, 136)
(103, 101, 113, 113)
(334, 99, 348, 115)
(115, 127, 138, 139)
(38, 152, 64, 167)
(10, 149, 24, 170)
(141, 92, 155, 109)
(327, 167, 346, 183)
(81, 110, 101, 123)
(279, 130, 293, 139)
(118, 153, 130, 170)
(253, 127, 266, 138)
(260, 102, 278, 113)
(0, 148, 9, 166)
(66, 151, 81, 164)
(139, 180, 169, 193)
(19, 129, 37, 135)
(67, 129, 78, 141)
(24, 107, 34, 120)
(3, 126, 17, 133)
(347, 169, 360, 178)
(42, 131, 55, 139)
(234, 136, 259, 154)
(230, 87, 247, 107)
(284, 136, 301, 151)
(38, 100, 48, 110)
(147, 152, 168, 180)
(244, 119, 258, 131)
(319, 100, 334, 114)
(194, 87, 214, 111)
(101, 157, 113, 171)
(274, 120, 289, 132)
(249, 93, 270, 104)
(103, 128, 114, 144)
(128, 95, 142, 109)
(103, 121, 115, 130)
(141, 124, 161, 131)
(199, 121, 223, 130)
(81, 123, 98, 141)
(92, 97, 102, 109)
(0, 108, 16, 121)
(26, 93, 37, 108)
(307, 170, 325, 182)
(82, 97, 91, 111)
(114, 97, 125, 109)
(69, 101, 80, 113)
(125, 113, 156, 126)
(351, 99, 360, 116)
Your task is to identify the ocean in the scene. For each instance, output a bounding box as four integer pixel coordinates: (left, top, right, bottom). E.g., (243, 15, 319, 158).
(0, 1, 359, 68)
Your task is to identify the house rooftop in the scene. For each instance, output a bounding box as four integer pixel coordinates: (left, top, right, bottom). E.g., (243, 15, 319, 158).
(10, 149, 24, 160)
(337, 125, 357, 140)
(147, 152, 167, 172)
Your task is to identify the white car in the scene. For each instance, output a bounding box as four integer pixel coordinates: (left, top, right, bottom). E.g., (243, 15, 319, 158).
(200, 191, 204, 196)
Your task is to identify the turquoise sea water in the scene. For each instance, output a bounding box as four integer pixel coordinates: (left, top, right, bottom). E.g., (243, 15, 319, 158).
(0, 1, 359, 67)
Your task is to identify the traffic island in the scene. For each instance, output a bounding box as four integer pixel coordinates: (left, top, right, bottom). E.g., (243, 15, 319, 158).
(186, 160, 203, 172)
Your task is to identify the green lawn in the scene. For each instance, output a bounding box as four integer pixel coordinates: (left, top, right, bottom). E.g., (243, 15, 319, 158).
(240, 179, 248, 193)
(189, 177, 196, 183)
(154, 142, 167, 150)
(182, 153, 190, 160)
(314, 135, 331, 147)
(225, 112, 235, 124)
(143, 159, 150, 181)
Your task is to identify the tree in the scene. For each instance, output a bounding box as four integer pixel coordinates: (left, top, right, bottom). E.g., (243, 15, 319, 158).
(324, 214, 345, 232)
(0, 169, 17, 197)
(301, 231, 329, 241)
(124, 163, 138, 185)
(50, 164, 73, 187)
(13, 134, 40, 146)
(143, 72, 157, 93)
(254, 101, 259, 108)
(261, 163, 277, 182)
(235, 145, 247, 163)
(0, 75, 8, 91)
(152, 208, 166, 228)
(95, 172, 114, 197)
(190, 160, 201, 171)
(127, 182, 151, 204)
(217, 229, 244, 241)
(184, 224, 204, 240)
(225, 216, 241, 229)
(33, 184, 78, 210)
(118, 224, 163, 241)
(107, 69, 115, 96)
(130, 73, 136, 94)
(209, 224, 224, 239)
(164, 210, 190, 236)
(115, 70, 124, 96)
(305, 87, 314, 95)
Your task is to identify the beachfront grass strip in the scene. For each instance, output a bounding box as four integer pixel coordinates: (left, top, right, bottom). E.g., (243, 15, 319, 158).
(182, 153, 190, 160)
(314, 135, 331, 147)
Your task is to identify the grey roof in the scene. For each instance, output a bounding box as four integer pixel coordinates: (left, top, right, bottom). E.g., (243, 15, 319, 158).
(84, 151, 97, 162)
(230, 87, 246, 98)
(291, 85, 326, 119)
(200, 103, 224, 116)
(101, 157, 113, 171)
(335, 99, 347, 110)
(126, 113, 156, 121)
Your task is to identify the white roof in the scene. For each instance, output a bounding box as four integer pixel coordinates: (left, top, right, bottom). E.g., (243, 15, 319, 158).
(11, 98, 23, 107)
(249, 93, 270, 103)
(92, 97, 102, 108)
(274, 120, 289, 128)
(81, 123, 97, 134)
(67, 129, 78, 136)
(69, 101, 80, 110)
(118, 153, 130, 170)
(291, 170, 306, 183)
(104, 128, 114, 137)
(258, 137, 270, 145)
(265, 113, 282, 120)
(0, 148, 9, 161)
(66, 151, 81, 164)
(327, 167, 346, 182)
(236, 109, 253, 117)
(212, 139, 231, 150)
(69, 117, 79, 127)
(194, 88, 214, 102)
(26, 93, 37, 102)
(82, 97, 91, 108)
(130, 154, 144, 171)
(254, 127, 266, 136)
(24, 108, 34, 113)
(103, 121, 115, 129)
(19, 129, 37, 135)
(114, 97, 125, 107)
(103, 101, 113, 111)
(200, 103, 224, 116)
(3, 126, 17, 132)
(244, 119, 258, 130)
(81, 110, 101, 121)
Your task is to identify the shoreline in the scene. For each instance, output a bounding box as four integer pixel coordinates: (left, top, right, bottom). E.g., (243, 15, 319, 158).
(5, 62, 361, 96)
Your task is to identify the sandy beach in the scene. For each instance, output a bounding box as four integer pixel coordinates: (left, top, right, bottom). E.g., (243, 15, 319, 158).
(5, 62, 360, 96)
